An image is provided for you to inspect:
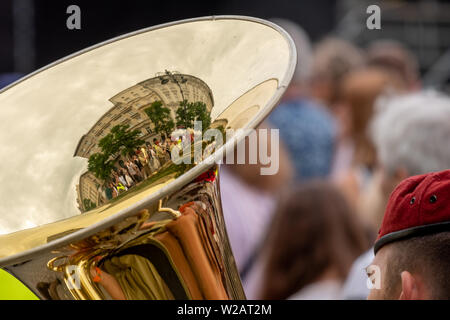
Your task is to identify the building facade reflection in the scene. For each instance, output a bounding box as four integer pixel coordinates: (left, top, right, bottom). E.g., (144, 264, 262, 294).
(74, 72, 214, 213)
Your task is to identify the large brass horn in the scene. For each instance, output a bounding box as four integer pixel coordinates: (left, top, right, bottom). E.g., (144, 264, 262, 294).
(0, 16, 296, 300)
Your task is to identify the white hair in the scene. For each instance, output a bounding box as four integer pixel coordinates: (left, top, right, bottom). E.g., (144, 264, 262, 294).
(370, 90, 450, 176)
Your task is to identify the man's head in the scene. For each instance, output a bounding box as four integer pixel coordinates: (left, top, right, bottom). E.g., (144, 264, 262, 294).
(368, 232, 450, 299)
(368, 170, 450, 299)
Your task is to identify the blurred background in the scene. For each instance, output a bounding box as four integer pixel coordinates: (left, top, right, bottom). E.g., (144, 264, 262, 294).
(1, 0, 450, 300)
(1, 0, 449, 92)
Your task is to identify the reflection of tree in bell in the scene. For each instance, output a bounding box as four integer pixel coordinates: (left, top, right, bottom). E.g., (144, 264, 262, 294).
(88, 124, 144, 180)
(83, 199, 97, 211)
(87, 153, 115, 180)
(99, 124, 144, 157)
(176, 100, 211, 132)
(144, 101, 175, 139)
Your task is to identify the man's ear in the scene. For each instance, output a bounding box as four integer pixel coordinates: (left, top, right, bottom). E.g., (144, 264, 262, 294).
(398, 271, 420, 300)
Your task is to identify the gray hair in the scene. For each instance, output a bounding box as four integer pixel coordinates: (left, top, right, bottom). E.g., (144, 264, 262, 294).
(370, 91, 450, 176)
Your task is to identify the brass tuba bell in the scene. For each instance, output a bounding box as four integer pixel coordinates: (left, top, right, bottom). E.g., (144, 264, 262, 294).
(0, 16, 296, 300)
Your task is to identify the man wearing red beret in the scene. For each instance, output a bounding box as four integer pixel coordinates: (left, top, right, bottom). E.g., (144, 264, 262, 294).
(341, 91, 450, 299)
(368, 169, 450, 299)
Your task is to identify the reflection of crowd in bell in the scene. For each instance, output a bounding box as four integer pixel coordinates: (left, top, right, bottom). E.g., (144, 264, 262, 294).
(103, 138, 173, 200)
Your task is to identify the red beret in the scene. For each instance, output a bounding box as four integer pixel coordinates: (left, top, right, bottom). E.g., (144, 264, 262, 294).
(374, 169, 450, 254)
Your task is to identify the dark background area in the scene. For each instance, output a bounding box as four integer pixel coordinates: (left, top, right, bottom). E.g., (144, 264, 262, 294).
(1, 0, 449, 91)
(0, 1, 14, 72)
(0, 0, 336, 73)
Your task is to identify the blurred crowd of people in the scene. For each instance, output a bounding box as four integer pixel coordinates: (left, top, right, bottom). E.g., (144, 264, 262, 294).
(103, 139, 170, 200)
(220, 18, 450, 300)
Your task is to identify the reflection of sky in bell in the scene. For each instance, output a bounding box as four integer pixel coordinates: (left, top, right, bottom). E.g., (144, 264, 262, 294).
(0, 19, 290, 234)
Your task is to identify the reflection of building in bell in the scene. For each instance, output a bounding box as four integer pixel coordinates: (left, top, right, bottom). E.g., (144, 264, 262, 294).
(73, 72, 214, 213)
(74, 73, 213, 159)
(76, 171, 105, 212)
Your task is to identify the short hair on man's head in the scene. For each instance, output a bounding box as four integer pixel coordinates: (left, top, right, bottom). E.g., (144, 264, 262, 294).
(370, 91, 450, 177)
(384, 231, 450, 299)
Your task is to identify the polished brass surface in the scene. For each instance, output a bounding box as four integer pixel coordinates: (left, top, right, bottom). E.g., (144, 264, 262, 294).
(0, 16, 296, 299)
